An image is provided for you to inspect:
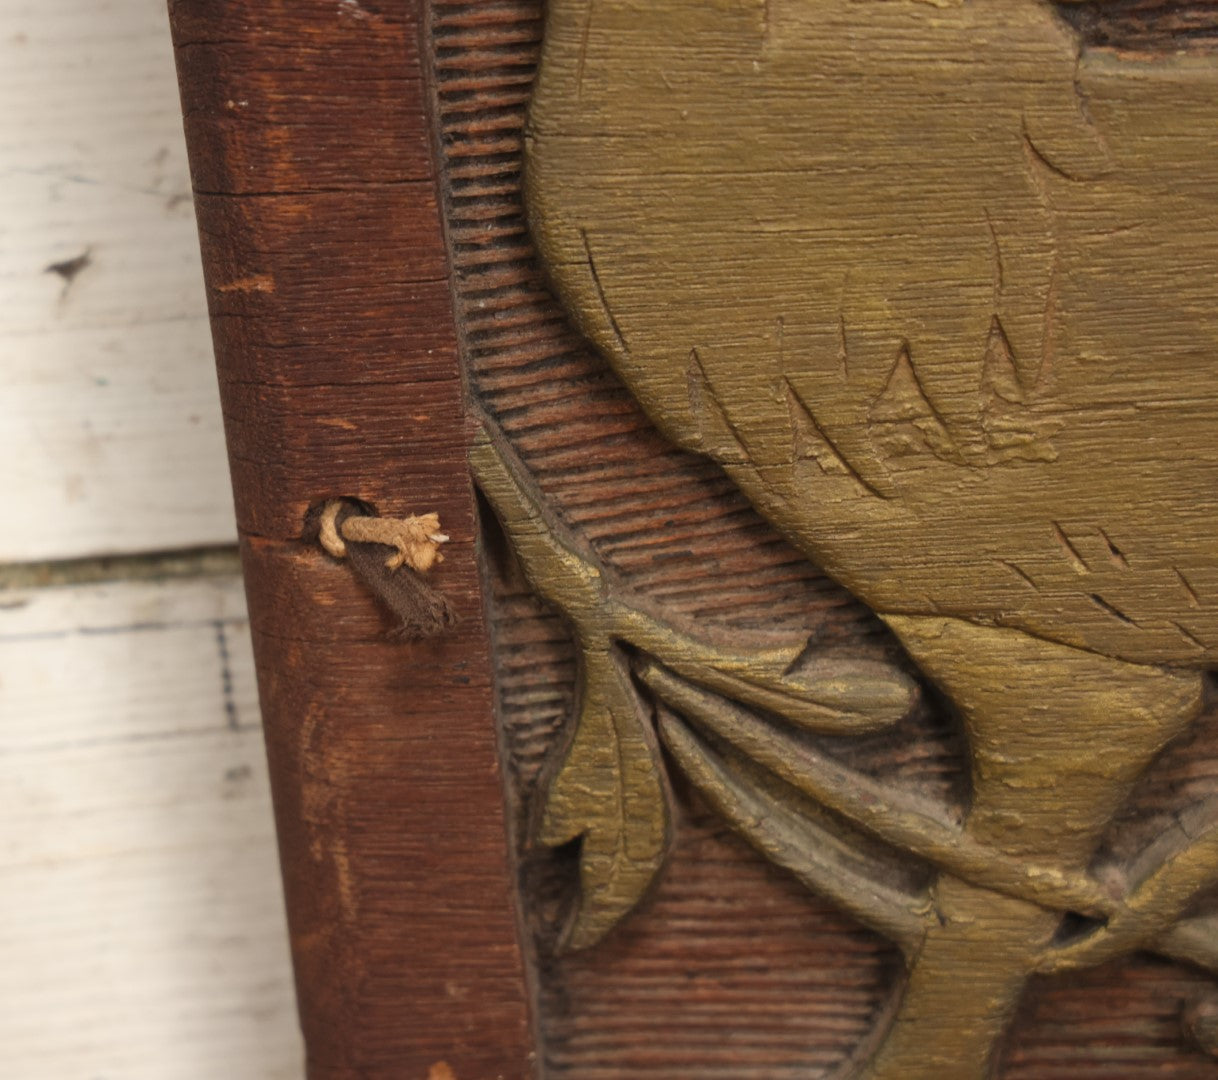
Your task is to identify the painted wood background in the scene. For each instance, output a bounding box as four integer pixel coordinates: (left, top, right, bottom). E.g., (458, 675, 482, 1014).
(0, 0, 302, 1076)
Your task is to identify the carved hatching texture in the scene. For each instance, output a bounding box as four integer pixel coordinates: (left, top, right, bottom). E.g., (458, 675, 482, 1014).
(430, 2, 1218, 1073)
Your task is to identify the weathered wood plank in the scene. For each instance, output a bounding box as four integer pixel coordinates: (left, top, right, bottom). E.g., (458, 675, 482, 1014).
(0, 575, 302, 1079)
(0, 0, 235, 561)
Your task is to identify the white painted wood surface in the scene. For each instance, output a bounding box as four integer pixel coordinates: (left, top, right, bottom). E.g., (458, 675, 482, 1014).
(0, 576, 302, 1079)
(1, 0, 237, 562)
(0, 2, 304, 1077)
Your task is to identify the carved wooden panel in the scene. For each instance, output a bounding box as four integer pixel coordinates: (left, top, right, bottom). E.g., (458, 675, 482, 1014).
(431, 2, 1218, 1076)
(171, 1, 1218, 1075)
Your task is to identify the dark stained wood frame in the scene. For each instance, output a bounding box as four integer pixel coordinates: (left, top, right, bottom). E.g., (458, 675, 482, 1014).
(168, 2, 534, 1077)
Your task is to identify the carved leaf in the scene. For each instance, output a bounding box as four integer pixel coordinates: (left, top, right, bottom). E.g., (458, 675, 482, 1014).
(664, 650, 917, 736)
(539, 645, 670, 951)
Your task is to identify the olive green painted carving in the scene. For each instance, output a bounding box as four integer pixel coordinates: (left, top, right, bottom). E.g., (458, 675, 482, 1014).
(498, 1, 1218, 1074)
(471, 426, 917, 949)
(526, 0, 1218, 668)
(475, 422, 1218, 1075)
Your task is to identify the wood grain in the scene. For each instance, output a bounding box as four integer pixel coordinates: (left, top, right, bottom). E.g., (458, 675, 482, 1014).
(168, 2, 534, 1077)
(0, 0, 235, 561)
(0, 575, 300, 1080)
